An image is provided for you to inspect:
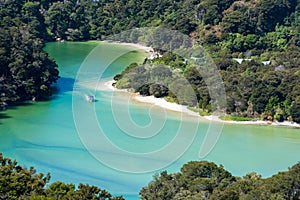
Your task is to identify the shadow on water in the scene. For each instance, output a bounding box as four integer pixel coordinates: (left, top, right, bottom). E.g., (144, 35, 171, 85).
(0, 77, 76, 124)
(2, 101, 36, 112)
(52, 77, 76, 95)
(0, 112, 11, 119)
(0, 112, 11, 125)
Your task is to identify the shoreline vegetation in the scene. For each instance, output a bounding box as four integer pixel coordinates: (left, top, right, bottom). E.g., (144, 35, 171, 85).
(140, 160, 300, 199)
(2, 0, 300, 124)
(1, 152, 300, 200)
(105, 79, 300, 128)
(102, 42, 299, 128)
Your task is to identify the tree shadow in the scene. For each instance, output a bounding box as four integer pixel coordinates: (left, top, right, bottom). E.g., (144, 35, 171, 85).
(52, 77, 76, 95)
(0, 112, 11, 125)
(0, 77, 77, 124)
(0, 113, 10, 119)
(9, 102, 34, 107)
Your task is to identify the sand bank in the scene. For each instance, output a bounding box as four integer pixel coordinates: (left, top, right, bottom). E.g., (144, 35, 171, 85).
(103, 41, 153, 53)
(103, 79, 299, 128)
(91, 41, 299, 128)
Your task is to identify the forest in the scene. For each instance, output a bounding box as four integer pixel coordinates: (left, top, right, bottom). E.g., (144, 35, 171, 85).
(0, 0, 59, 108)
(1, 0, 300, 199)
(140, 160, 300, 200)
(0, 153, 124, 200)
(2, 0, 299, 122)
(1, 153, 299, 200)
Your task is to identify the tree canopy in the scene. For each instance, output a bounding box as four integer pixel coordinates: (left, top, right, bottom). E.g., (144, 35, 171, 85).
(140, 160, 300, 200)
(1, 153, 299, 200)
(0, 153, 123, 200)
(0, 0, 59, 107)
(1, 0, 300, 122)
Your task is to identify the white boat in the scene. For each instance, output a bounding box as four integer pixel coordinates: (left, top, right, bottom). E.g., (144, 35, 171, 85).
(85, 95, 95, 102)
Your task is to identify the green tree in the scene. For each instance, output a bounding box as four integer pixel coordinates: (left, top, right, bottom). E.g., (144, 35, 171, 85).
(265, 96, 280, 117)
(22, 1, 49, 40)
(44, 1, 73, 39)
(0, 153, 50, 199)
(256, 0, 293, 33)
(290, 99, 300, 123)
(0, 0, 59, 106)
(141, 160, 300, 200)
(0, 153, 123, 200)
(222, 10, 252, 34)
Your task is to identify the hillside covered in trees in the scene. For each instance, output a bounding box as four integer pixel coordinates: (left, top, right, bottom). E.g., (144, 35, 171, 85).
(1, 153, 299, 200)
(1, 0, 300, 122)
(0, 153, 124, 200)
(0, 1, 59, 108)
(140, 160, 300, 200)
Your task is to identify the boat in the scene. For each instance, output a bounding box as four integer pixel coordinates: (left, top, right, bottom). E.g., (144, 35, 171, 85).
(85, 95, 95, 103)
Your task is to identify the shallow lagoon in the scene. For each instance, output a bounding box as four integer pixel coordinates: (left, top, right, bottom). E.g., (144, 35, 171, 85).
(0, 42, 299, 199)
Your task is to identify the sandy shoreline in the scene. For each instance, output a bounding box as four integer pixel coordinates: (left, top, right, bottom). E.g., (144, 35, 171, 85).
(133, 95, 200, 117)
(203, 115, 299, 127)
(135, 93, 299, 128)
(103, 40, 153, 53)
(104, 80, 199, 117)
(89, 41, 299, 128)
(104, 80, 299, 128)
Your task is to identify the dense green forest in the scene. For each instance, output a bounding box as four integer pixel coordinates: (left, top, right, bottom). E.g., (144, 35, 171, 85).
(0, 1, 59, 108)
(109, 0, 300, 123)
(1, 0, 300, 122)
(0, 153, 124, 200)
(140, 161, 300, 200)
(1, 1, 299, 199)
(1, 153, 299, 200)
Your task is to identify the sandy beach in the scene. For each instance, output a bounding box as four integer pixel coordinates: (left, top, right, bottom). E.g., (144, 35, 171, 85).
(134, 92, 299, 128)
(103, 80, 299, 128)
(103, 40, 153, 53)
(202, 115, 299, 127)
(133, 95, 200, 117)
(86, 41, 299, 128)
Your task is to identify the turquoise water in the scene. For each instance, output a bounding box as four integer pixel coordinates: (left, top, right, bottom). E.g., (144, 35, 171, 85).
(0, 42, 299, 199)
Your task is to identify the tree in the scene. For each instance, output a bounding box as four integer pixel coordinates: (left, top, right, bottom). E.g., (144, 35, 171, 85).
(290, 99, 300, 123)
(141, 160, 300, 200)
(140, 161, 235, 200)
(149, 83, 169, 98)
(256, 0, 293, 33)
(0, 1, 59, 106)
(22, 1, 49, 40)
(265, 96, 280, 117)
(45, 181, 75, 199)
(44, 1, 73, 39)
(0, 153, 124, 200)
(0, 153, 50, 199)
(222, 10, 252, 34)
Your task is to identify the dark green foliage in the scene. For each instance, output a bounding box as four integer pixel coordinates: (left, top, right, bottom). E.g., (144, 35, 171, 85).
(0, 153, 50, 199)
(290, 99, 300, 123)
(0, 0, 59, 106)
(43, 0, 201, 40)
(149, 84, 169, 98)
(114, 53, 199, 107)
(91, 0, 300, 122)
(0, 153, 123, 200)
(1, 0, 300, 123)
(140, 161, 236, 200)
(116, 46, 300, 122)
(256, 0, 294, 33)
(138, 84, 151, 96)
(44, 1, 90, 41)
(44, 1, 74, 40)
(141, 161, 300, 200)
(222, 10, 253, 34)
